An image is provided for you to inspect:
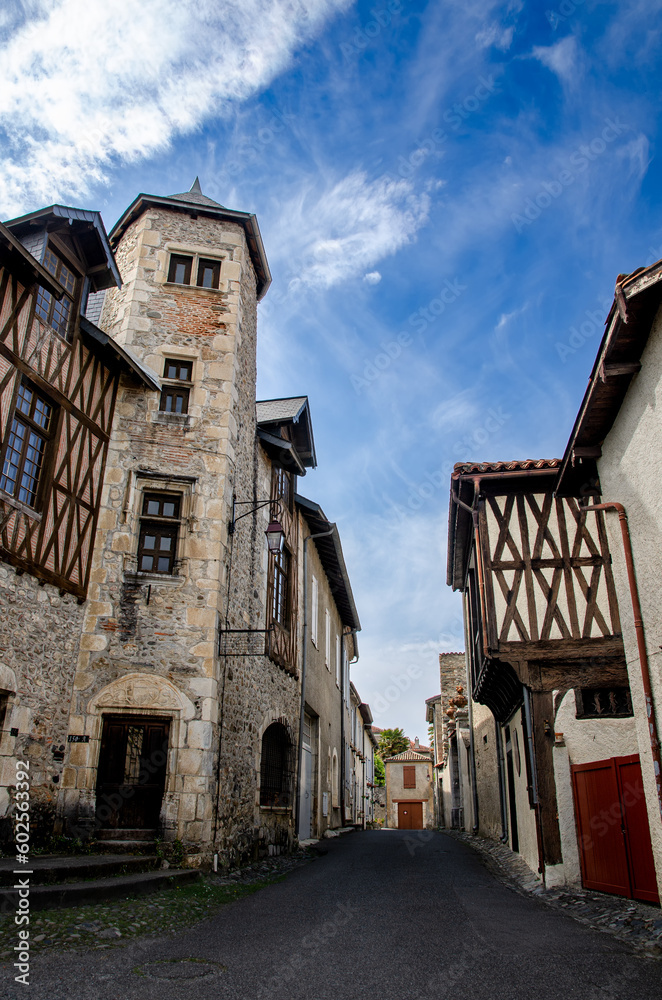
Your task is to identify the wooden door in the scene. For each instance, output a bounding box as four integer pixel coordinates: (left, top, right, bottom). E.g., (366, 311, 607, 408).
(96, 717, 169, 830)
(398, 802, 423, 830)
(572, 755, 659, 903)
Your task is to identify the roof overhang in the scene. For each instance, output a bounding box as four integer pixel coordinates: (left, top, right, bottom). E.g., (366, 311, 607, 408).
(0, 220, 62, 297)
(447, 460, 561, 591)
(557, 262, 662, 497)
(296, 492, 360, 632)
(109, 193, 271, 300)
(359, 702, 373, 726)
(4, 205, 121, 291)
(256, 396, 316, 473)
(80, 317, 161, 390)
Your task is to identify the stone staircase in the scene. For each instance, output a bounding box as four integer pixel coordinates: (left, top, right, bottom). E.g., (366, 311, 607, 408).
(0, 846, 199, 911)
(94, 827, 158, 854)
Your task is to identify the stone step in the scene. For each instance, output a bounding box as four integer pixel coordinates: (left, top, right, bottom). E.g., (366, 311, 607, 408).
(95, 828, 157, 841)
(0, 853, 157, 887)
(92, 839, 157, 854)
(0, 868, 199, 911)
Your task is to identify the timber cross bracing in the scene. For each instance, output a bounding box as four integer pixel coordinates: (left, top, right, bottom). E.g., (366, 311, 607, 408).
(482, 493, 621, 648)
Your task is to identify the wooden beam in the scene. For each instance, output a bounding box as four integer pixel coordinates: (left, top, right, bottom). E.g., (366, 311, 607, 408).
(531, 691, 562, 865)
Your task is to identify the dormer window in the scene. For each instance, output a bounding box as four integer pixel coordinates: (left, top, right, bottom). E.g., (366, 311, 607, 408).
(35, 246, 79, 341)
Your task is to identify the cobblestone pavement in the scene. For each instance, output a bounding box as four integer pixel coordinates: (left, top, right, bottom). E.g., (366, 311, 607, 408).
(446, 830, 662, 956)
(0, 847, 315, 959)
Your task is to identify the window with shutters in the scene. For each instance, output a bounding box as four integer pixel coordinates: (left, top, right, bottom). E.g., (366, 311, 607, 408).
(403, 765, 416, 789)
(0, 381, 55, 510)
(311, 574, 319, 647)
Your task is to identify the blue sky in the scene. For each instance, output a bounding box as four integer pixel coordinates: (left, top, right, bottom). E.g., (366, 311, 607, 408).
(2, 0, 661, 741)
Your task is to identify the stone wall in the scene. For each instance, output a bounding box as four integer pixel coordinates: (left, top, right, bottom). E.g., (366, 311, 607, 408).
(57, 198, 300, 863)
(0, 565, 84, 844)
(385, 757, 434, 829)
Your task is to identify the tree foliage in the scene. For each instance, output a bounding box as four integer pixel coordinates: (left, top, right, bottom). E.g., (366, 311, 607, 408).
(377, 727, 409, 761)
(373, 756, 385, 786)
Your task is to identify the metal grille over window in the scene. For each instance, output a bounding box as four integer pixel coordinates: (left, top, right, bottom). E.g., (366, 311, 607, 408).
(123, 726, 145, 784)
(260, 722, 293, 808)
(576, 687, 633, 718)
(138, 493, 181, 574)
(1, 383, 53, 507)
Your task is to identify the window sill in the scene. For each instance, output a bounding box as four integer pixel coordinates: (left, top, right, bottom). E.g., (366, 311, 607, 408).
(0, 490, 42, 522)
(163, 281, 225, 296)
(125, 570, 183, 587)
(259, 805, 292, 813)
(152, 411, 191, 427)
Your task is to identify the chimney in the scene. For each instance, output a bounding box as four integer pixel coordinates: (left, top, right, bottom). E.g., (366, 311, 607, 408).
(414, 737, 419, 749)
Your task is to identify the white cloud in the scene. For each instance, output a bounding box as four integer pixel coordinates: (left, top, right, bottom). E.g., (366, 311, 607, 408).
(476, 22, 514, 51)
(0, 0, 352, 215)
(530, 36, 581, 85)
(363, 271, 382, 284)
(285, 172, 430, 290)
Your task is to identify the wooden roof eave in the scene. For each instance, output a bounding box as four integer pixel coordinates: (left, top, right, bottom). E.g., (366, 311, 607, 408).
(557, 264, 662, 497)
(0, 220, 63, 298)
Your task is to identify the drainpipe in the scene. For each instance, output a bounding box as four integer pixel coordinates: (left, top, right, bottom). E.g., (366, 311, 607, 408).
(523, 687, 546, 884)
(465, 672, 480, 834)
(584, 501, 662, 821)
(295, 523, 335, 838)
(494, 716, 509, 843)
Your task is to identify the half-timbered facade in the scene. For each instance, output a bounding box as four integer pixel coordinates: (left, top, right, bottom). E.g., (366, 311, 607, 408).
(0, 208, 156, 843)
(447, 459, 655, 895)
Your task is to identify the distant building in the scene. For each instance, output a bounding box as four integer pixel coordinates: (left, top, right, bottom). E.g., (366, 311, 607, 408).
(384, 747, 434, 830)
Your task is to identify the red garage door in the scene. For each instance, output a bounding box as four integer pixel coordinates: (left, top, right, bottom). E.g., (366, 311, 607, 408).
(572, 755, 659, 904)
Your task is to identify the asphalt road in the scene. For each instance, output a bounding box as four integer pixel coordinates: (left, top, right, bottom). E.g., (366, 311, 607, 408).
(2, 830, 661, 1000)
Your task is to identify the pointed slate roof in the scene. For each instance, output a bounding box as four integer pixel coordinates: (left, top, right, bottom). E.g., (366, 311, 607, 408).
(169, 176, 226, 210)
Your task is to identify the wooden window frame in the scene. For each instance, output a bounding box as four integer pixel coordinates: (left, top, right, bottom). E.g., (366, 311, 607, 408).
(137, 491, 182, 576)
(167, 255, 193, 285)
(34, 244, 80, 342)
(575, 687, 634, 719)
(0, 380, 56, 510)
(159, 358, 193, 415)
(271, 546, 290, 627)
(403, 765, 416, 789)
(196, 258, 221, 289)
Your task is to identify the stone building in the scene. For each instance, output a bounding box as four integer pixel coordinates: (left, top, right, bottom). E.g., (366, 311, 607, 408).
(0, 207, 157, 843)
(294, 493, 364, 840)
(426, 652, 473, 830)
(53, 181, 319, 863)
(384, 747, 434, 830)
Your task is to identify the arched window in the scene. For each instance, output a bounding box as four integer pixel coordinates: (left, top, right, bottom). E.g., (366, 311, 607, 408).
(260, 722, 293, 807)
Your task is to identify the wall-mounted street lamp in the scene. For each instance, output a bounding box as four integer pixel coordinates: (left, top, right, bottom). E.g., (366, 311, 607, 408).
(228, 496, 284, 552)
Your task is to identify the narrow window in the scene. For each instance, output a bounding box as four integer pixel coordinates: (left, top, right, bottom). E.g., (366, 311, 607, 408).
(167, 255, 192, 285)
(325, 609, 330, 669)
(274, 467, 292, 511)
(35, 246, 79, 341)
(196, 258, 221, 289)
(271, 547, 290, 626)
(403, 765, 416, 789)
(159, 358, 193, 414)
(0, 382, 54, 508)
(137, 492, 181, 574)
(311, 574, 318, 647)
